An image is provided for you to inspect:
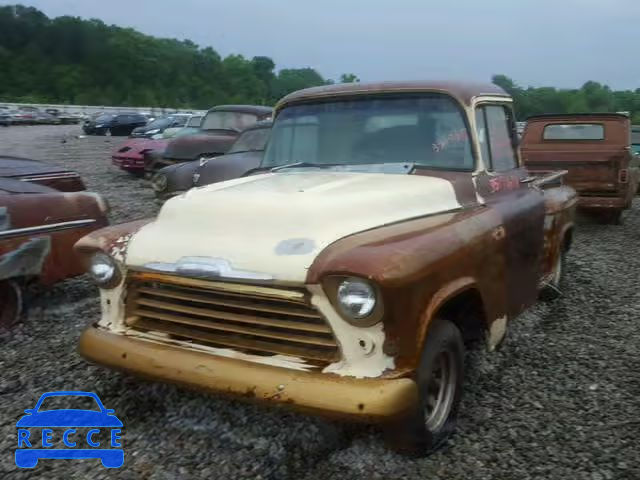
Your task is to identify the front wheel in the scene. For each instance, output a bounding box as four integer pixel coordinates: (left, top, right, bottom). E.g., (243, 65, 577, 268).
(540, 251, 566, 301)
(384, 318, 464, 456)
(0, 280, 22, 330)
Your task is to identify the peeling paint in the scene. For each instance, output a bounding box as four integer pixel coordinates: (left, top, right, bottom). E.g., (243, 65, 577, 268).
(308, 285, 395, 379)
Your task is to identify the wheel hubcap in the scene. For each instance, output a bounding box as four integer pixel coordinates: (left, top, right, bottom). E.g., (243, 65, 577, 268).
(424, 351, 457, 432)
(552, 254, 562, 286)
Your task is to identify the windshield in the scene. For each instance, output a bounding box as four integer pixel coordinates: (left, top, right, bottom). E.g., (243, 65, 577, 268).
(95, 114, 114, 123)
(263, 95, 473, 170)
(187, 115, 203, 127)
(201, 111, 258, 131)
(145, 117, 173, 129)
(228, 127, 271, 153)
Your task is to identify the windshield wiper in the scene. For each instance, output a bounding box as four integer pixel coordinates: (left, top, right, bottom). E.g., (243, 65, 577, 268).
(270, 162, 339, 172)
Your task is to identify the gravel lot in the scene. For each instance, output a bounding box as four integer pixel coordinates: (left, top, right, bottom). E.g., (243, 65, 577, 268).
(1, 125, 639, 480)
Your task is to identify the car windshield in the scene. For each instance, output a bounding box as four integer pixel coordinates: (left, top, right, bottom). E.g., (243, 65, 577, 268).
(95, 114, 114, 123)
(38, 395, 101, 412)
(187, 115, 203, 127)
(262, 95, 474, 170)
(145, 117, 173, 129)
(228, 127, 271, 153)
(201, 111, 258, 132)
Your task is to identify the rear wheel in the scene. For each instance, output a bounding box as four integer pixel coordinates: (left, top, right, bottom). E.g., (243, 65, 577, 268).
(384, 318, 464, 456)
(0, 280, 22, 329)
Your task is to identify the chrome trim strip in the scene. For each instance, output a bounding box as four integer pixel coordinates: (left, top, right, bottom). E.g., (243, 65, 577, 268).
(0, 219, 97, 239)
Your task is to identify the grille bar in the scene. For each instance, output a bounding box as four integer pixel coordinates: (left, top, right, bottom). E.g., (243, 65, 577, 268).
(136, 286, 323, 319)
(125, 273, 340, 366)
(135, 297, 331, 333)
(131, 318, 337, 363)
(132, 304, 336, 346)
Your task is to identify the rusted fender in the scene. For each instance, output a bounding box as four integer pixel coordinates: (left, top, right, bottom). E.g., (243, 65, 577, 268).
(74, 219, 153, 264)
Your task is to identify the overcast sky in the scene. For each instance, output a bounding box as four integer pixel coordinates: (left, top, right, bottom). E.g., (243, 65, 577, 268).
(5, 0, 640, 90)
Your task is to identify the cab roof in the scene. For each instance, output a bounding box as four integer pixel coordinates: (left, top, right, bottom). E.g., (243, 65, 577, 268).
(277, 80, 509, 109)
(208, 105, 273, 116)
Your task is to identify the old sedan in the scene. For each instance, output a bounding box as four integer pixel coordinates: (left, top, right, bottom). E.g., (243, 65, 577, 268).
(151, 120, 272, 200)
(0, 155, 86, 192)
(0, 178, 109, 328)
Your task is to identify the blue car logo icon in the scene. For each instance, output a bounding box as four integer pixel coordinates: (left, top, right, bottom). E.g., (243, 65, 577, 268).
(15, 391, 123, 468)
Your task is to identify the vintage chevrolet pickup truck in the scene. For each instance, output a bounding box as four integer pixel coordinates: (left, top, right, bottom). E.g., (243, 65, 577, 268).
(521, 113, 639, 224)
(74, 81, 576, 454)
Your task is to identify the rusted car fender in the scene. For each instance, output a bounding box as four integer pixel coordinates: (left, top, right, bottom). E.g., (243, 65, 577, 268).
(74, 219, 153, 263)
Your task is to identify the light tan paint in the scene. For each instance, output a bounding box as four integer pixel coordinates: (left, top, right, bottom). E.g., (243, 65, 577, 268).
(125, 172, 462, 283)
(308, 285, 395, 379)
(488, 315, 507, 351)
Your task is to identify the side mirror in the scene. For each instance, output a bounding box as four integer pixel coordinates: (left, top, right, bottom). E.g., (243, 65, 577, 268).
(24, 409, 34, 415)
(105, 409, 115, 415)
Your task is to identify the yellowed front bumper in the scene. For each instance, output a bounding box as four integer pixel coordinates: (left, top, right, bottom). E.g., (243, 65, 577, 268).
(79, 326, 418, 421)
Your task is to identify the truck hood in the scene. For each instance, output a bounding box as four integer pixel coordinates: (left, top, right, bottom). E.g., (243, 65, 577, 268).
(163, 131, 237, 161)
(126, 172, 462, 283)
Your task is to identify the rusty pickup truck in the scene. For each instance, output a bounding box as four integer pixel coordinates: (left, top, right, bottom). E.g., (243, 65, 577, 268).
(521, 113, 639, 223)
(0, 179, 109, 328)
(74, 81, 576, 455)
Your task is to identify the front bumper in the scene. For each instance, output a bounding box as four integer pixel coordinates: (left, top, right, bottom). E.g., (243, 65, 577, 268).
(112, 155, 145, 170)
(577, 195, 628, 212)
(79, 326, 418, 421)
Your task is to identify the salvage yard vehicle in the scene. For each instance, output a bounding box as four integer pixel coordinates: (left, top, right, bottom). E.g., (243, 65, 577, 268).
(632, 125, 640, 156)
(0, 155, 86, 192)
(521, 113, 639, 224)
(112, 138, 169, 175)
(129, 114, 192, 139)
(0, 179, 109, 328)
(83, 113, 148, 136)
(151, 120, 272, 201)
(151, 105, 273, 173)
(75, 81, 576, 455)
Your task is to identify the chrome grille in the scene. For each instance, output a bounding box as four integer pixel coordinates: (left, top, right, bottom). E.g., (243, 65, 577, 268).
(125, 273, 339, 366)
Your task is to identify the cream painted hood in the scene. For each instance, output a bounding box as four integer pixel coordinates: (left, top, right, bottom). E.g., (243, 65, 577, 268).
(126, 172, 462, 282)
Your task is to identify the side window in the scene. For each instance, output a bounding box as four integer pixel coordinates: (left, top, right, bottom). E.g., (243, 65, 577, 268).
(475, 105, 518, 171)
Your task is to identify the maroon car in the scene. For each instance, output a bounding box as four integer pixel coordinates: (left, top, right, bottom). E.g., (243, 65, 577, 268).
(152, 105, 272, 173)
(151, 120, 272, 201)
(0, 155, 86, 192)
(0, 178, 109, 328)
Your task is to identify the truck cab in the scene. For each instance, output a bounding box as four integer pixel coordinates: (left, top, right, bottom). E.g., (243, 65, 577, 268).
(74, 81, 576, 455)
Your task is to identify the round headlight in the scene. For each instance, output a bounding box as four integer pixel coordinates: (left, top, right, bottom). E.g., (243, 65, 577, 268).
(337, 278, 376, 319)
(151, 173, 168, 192)
(88, 253, 119, 288)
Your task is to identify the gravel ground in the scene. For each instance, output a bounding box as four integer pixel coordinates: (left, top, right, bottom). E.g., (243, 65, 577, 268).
(1, 125, 639, 480)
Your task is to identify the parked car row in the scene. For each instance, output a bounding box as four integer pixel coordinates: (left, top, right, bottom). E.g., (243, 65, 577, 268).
(5, 79, 640, 458)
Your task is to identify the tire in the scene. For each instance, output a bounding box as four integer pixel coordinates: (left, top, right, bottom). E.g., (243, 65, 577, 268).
(384, 318, 464, 456)
(104, 128, 112, 137)
(0, 280, 23, 330)
(540, 251, 566, 301)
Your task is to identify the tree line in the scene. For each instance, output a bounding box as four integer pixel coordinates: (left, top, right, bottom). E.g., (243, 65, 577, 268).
(0, 5, 359, 108)
(2, 5, 639, 120)
(492, 75, 640, 123)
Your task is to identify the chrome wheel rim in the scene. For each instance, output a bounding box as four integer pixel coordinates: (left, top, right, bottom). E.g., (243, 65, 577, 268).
(424, 351, 457, 432)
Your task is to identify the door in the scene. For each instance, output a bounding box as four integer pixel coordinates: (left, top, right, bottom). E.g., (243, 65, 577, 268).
(475, 104, 546, 318)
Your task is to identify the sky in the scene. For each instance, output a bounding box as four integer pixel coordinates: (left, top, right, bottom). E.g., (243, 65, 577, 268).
(4, 0, 640, 90)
